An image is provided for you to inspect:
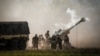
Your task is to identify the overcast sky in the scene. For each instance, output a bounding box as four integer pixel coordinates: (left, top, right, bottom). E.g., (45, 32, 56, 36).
(0, 0, 100, 48)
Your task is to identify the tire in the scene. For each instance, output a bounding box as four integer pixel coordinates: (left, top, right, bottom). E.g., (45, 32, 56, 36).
(18, 37, 27, 50)
(9, 38, 19, 50)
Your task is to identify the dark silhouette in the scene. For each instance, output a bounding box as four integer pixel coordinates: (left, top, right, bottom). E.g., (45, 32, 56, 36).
(45, 30, 50, 39)
(56, 35, 62, 49)
(51, 35, 57, 49)
(64, 35, 69, 44)
(32, 34, 39, 50)
(0, 22, 30, 50)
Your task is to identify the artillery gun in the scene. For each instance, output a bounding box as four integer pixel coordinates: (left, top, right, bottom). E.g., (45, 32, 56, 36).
(54, 17, 86, 49)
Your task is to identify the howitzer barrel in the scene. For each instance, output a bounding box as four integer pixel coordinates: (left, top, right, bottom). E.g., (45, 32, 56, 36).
(67, 17, 86, 31)
(55, 17, 86, 36)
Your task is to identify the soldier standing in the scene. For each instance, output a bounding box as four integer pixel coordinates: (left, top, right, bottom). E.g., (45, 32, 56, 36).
(64, 35, 69, 44)
(32, 34, 39, 50)
(63, 32, 72, 49)
(38, 34, 45, 49)
(45, 30, 50, 39)
(64, 30, 70, 44)
(45, 30, 51, 49)
(56, 35, 62, 49)
(51, 35, 57, 49)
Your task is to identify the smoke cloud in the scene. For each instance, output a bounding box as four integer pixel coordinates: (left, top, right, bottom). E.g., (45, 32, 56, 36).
(0, 0, 100, 48)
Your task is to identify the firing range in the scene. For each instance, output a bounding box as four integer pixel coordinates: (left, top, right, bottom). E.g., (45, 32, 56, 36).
(0, 0, 100, 48)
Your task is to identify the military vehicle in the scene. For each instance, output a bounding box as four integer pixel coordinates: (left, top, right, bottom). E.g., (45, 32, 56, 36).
(0, 21, 30, 50)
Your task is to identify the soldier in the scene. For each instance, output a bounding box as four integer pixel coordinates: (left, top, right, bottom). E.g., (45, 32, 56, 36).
(51, 35, 57, 49)
(64, 35, 69, 44)
(63, 31, 72, 49)
(64, 30, 70, 44)
(64, 30, 75, 49)
(45, 30, 51, 49)
(32, 34, 39, 50)
(45, 30, 50, 39)
(56, 35, 62, 49)
(38, 34, 45, 49)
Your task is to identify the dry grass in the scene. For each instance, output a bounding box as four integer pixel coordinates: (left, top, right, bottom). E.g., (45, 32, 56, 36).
(0, 50, 100, 56)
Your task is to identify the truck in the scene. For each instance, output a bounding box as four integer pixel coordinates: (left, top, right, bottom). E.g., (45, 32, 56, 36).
(0, 21, 30, 50)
